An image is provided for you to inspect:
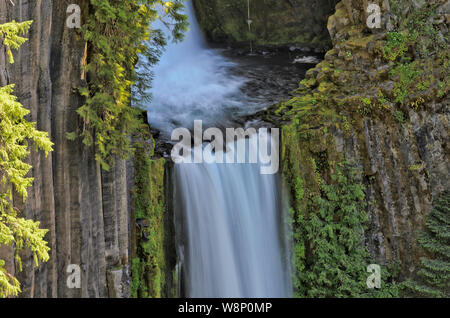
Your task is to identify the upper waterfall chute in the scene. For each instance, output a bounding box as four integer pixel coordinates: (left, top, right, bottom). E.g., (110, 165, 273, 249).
(147, 1, 247, 139)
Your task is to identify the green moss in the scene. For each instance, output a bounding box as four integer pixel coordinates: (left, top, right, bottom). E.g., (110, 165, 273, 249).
(299, 77, 317, 90)
(409, 164, 423, 172)
(273, 0, 448, 298)
(317, 81, 335, 94)
(131, 139, 167, 298)
(345, 34, 376, 51)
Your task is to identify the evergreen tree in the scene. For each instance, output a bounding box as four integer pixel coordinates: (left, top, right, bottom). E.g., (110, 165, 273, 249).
(404, 192, 450, 297)
(0, 21, 53, 298)
(68, 0, 188, 170)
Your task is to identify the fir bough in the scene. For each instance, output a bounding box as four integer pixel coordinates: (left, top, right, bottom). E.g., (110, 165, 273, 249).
(0, 21, 53, 298)
(404, 192, 450, 297)
(0, 20, 33, 64)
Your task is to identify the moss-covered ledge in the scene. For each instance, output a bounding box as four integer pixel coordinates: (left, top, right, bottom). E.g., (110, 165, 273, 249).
(272, 0, 449, 296)
(130, 121, 177, 298)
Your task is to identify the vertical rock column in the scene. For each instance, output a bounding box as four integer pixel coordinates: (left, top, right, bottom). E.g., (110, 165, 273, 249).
(0, 0, 133, 298)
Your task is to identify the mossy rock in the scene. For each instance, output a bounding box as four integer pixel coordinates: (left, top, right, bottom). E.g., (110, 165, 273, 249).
(193, 0, 338, 49)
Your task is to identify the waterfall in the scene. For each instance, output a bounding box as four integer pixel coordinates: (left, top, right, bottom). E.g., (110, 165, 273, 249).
(148, 1, 247, 139)
(174, 135, 292, 298)
(149, 1, 292, 298)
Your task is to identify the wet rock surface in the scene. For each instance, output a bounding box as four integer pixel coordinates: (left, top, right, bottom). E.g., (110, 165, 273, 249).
(226, 50, 320, 107)
(153, 47, 322, 156)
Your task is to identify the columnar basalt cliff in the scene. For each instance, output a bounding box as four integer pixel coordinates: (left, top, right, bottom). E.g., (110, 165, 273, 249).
(264, 0, 449, 287)
(0, 0, 136, 297)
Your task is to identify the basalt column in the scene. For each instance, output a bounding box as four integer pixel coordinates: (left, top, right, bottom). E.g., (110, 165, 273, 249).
(0, 0, 133, 298)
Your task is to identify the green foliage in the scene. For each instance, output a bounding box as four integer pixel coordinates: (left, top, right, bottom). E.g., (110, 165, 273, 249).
(389, 1, 447, 56)
(72, 0, 188, 170)
(358, 97, 373, 116)
(381, 3, 449, 110)
(130, 257, 143, 297)
(278, 0, 448, 297)
(360, 97, 371, 106)
(406, 5, 448, 58)
(403, 192, 450, 297)
(383, 32, 409, 62)
(0, 21, 53, 298)
(131, 139, 166, 298)
(390, 62, 421, 104)
(393, 110, 405, 124)
(437, 81, 448, 98)
(0, 20, 33, 64)
(341, 114, 350, 133)
(293, 162, 398, 297)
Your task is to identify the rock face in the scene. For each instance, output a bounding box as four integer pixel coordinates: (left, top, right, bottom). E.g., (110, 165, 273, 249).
(1, 0, 448, 298)
(271, 0, 449, 281)
(193, 0, 339, 50)
(0, 0, 134, 297)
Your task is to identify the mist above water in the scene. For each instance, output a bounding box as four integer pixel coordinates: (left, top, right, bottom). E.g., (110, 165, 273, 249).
(148, 2, 247, 138)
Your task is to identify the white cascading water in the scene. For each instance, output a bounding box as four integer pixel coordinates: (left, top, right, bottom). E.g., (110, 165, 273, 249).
(149, 1, 292, 298)
(149, 1, 247, 138)
(174, 135, 291, 298)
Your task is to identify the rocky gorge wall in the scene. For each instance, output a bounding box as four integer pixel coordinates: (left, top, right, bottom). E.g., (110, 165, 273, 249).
(1, 0, 448, 298)
(264, 0, 449, 285)
(193, 0, 339, 50)
(0, 0, 138, 297)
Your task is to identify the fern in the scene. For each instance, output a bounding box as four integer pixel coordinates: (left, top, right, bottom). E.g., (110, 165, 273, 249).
(294, 162, 399, 297)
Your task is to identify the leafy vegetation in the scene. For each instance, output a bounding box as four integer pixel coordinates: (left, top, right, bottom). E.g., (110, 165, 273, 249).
(131, 138, 166, 298)
(0, 21, 53, 298)
(403, 192, 450, 297)
(277, 0, 448, 299)
(382, 31, 409, 62)
(291, 161, 398, 297)
(405, 3, 448, 58)
(390, 62, 421, 105)
(384, 3, 449, 109)
(0, 20, 33, 64)
(69, 0, 188, 171)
